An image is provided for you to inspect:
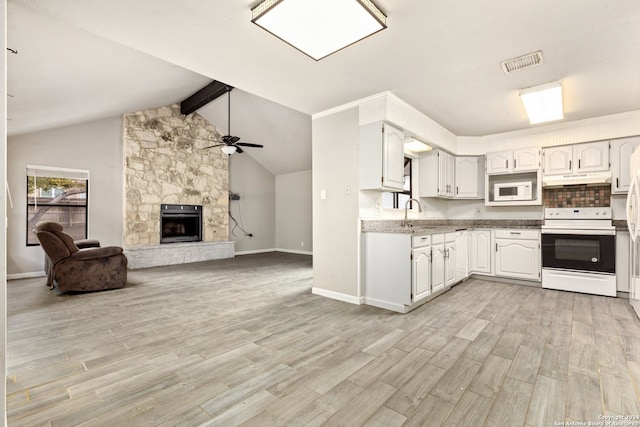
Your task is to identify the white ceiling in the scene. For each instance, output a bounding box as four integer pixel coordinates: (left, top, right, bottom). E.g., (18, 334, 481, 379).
(7, 0, 640, 174)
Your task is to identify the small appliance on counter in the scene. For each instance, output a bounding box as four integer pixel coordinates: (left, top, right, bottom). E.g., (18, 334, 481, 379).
(542, 207, 616, 297)
(493, 181, 533, 201)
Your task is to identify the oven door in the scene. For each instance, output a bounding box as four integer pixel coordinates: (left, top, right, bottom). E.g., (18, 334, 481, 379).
(541, 232, 615, 274)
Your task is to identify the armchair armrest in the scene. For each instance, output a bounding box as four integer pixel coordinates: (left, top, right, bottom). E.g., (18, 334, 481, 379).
(69, 246, 124, 260)
(75, 239, 100, 249)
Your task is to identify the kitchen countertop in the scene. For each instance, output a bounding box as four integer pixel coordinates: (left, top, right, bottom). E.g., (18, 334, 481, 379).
(362, 219, 543, 234)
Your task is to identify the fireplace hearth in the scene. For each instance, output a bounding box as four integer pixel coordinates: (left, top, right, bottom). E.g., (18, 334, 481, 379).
(160, 204, 203, 244)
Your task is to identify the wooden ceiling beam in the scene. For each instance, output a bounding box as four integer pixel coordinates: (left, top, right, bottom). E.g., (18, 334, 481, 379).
(180, 80, 233, 115)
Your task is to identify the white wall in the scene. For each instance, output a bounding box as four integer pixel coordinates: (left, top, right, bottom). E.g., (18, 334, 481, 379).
(312, 107, 360, 300)
(276, 170, 312, 254)
(2, 1, 9, 422)
(7, 116, 124, 276)
(229, 154, 276, 253)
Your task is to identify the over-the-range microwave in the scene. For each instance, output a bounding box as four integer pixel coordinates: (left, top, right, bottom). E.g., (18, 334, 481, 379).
(494, 181, 533, 201)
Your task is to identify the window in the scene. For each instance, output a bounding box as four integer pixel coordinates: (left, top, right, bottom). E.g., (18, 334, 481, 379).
(382, 157, 412, 209)
(26, 165, 89, 246)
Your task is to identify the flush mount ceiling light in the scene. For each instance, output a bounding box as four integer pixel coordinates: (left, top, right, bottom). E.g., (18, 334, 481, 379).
(251, 0, 387, 61)
(519, 81, 564, 125)
(404, 137, 432, 153)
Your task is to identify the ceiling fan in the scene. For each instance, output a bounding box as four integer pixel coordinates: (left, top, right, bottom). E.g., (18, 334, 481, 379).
(204, 87, 264, 154)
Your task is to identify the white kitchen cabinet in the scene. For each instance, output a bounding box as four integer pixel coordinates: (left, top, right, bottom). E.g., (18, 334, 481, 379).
(455, 156, 485, 198)
(454, 230, 469, 282)
(611, 137, 640, 194)
(494, 229, 541, 281)
(486, 148, 540, 174)
(420, 149, 455, 197)
(543, 141, 610, 176)
(617, 230, 630, 292)
(431, 234, 446, 293)
(412, 235, 432, 302)
(360, 122, 405, 191)
(445, 234, 457, 287)
(470, 229, 493, 275)
(513, 148, 541, 172)
(421, 151, 483, 199)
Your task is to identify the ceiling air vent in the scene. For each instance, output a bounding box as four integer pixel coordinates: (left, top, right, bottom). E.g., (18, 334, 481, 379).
(500, 51, 544, 74)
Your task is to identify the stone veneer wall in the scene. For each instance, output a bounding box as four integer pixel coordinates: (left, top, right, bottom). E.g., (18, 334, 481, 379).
(124, 104, 229, 246)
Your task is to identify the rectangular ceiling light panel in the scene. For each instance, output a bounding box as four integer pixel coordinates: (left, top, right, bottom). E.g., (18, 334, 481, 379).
(519, 81, 564, 124)
(252, 0, 387, 60)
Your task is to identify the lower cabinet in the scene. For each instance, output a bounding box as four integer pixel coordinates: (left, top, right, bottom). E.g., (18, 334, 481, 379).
(362, 231, 469, 313)
(470, 229, 493, 275)
(494, 229, 541, 281)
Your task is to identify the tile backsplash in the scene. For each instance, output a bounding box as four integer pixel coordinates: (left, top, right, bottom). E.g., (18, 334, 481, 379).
(543, 184, 611, 208)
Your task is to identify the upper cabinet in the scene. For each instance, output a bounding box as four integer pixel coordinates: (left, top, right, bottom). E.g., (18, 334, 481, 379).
(485, 148, 540, 174)
(543, 141, 609, 176)
(419, 150, 484, 199)
(611, 136, 640, 194)
(360, 122, 405, 191)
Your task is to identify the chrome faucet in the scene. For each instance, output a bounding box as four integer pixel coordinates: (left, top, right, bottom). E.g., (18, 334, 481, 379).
(403, 198, 423, 227)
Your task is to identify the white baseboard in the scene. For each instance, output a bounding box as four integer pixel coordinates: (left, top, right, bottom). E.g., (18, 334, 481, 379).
(362, 297, 407, 313)
(275, 248, 313, 256)
(311, 287, 361, 305)
(7, 271, 46, 281)
(234, 248, 278, 256)
(234, 248, 313, 256)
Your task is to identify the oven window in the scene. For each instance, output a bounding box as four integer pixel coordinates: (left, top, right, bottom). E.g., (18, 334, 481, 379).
(542, 234, 615, 274)
(555, 239, 599, 262)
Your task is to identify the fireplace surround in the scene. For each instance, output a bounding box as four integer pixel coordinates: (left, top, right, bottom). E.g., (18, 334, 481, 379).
(160, 204, 202, 244)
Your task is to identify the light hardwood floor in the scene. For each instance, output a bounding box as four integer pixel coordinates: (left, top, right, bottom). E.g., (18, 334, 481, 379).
(7, 252, 640, 426)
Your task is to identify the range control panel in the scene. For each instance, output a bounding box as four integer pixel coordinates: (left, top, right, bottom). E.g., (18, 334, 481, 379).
(544, 207, 612, 220)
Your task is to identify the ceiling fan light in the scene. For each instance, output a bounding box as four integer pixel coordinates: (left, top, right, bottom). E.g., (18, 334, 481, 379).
(251, 0, 387, 61)
(221, 145, 237, 155)
(520, 81, 564, 124)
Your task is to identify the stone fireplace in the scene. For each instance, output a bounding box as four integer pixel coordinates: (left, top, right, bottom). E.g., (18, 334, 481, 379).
(123, 104, 234, 268)
(160, 204, 202, 244)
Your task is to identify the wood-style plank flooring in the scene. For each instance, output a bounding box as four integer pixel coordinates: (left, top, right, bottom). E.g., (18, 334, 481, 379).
(7, 252, 640, 426)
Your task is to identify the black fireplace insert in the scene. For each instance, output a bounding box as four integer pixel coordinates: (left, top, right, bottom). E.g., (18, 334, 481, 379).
(160, 204, 202, 244)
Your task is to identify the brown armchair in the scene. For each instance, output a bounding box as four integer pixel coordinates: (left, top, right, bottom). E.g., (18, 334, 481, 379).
(34, 221, 127, 292)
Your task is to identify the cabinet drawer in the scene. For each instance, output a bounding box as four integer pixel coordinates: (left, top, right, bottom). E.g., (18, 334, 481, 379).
(412, 235, 431, 247)
(431, 234, 445, 245)
(494, 229, 539, 240)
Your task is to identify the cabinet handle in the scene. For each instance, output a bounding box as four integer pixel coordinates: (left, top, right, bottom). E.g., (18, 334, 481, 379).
(505, 159, 508, 169)
(456, 186, 459, 195)
(514, 159, 517, 169)
(617, 177, 620, 188)
(495, 243, 498, 252)
(569, 160, 572, 170)
(510, 231, 521, 235)
(578, 159, 581, 169)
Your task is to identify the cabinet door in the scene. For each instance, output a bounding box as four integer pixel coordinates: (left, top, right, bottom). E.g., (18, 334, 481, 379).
(495, 239, 540, 281)
(486, 151, 512, 174)
(455, 157, 479, 198)
(445, 242, 457, 287)
(543, 146, 573, 175)
(437, 151, 454, 197)
(470, 230, 492, 275)
(513, 148, 540, 172)
(382, 123, 405, 190)
(431, 243, 446, 292)
(454, 231, 469, 281)
(612, 137, 640, 193)
(412, 247, 431, 302)
(575, 141, 609, 173)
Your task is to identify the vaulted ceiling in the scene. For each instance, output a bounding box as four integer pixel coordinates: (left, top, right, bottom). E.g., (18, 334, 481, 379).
(7, 0, 640, 174)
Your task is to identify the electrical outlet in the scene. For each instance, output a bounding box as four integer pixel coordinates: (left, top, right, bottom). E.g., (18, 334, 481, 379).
(320, 189, 327, 200)
(300, 241, 304, 247)
(375, 202, 381, 213)
(345, 185, 351, 195)
(475, 207, 481, 216)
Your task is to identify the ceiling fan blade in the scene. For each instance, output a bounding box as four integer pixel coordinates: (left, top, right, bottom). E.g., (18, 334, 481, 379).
(203, 143, 224, 149)
(224, 135, 240, 144)
(236, 142, 264, 148)
(235, 146, 244, 154)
